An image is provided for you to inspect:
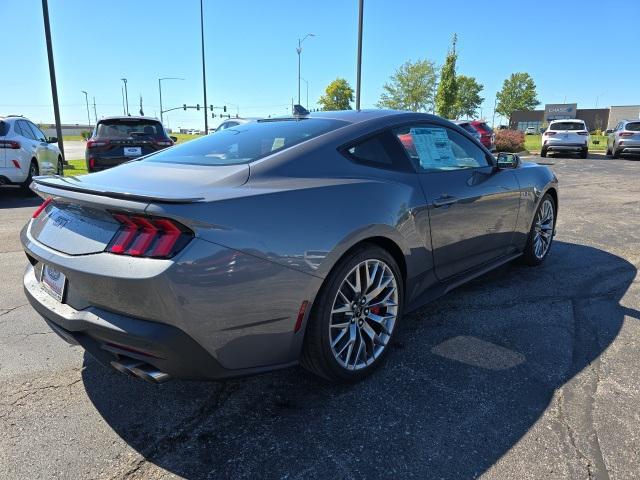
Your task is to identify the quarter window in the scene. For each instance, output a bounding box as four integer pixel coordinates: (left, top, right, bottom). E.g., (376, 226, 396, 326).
(346, 135, 394, 166)
(394, 125, 490, 172)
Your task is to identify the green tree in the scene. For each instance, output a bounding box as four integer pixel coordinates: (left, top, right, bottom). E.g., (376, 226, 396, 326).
(376, 59, 437, 112)
(454, 75, 484, 118)
(495, 72, 539, 123)
(318, 78, 354, 111)
(435, 33, 458, 119)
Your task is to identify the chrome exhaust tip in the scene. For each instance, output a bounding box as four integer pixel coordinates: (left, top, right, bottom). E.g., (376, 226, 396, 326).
(130, 365, 171, 384)
(110, 359, 143, 376)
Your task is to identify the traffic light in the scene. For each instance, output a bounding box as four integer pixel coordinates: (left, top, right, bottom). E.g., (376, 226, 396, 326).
(196, 104, 200, 111)
(223, 105, 227, 112)
(183, 104, 187, 111)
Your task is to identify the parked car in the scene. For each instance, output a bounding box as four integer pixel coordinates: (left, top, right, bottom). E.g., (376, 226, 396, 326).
(0, 115, 63, 190)
(541, 119, 589, 158)
(214, 117, 258, 133)
(470, 120, 495, 151)
(525, 126, 537, 135)
(85, 116, 174, 172)
(452, 120, 481, 143)
(22, 110, 558, 384)
(606, 120, 640, 158)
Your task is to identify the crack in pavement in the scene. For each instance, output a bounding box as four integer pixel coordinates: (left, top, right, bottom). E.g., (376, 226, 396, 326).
(0, 378, 83, 419)
(113, 381, 237, 480)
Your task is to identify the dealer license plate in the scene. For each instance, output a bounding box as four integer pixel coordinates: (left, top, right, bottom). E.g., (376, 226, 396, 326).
(41, 264, 66, 302)
(124, 146, 142, 156)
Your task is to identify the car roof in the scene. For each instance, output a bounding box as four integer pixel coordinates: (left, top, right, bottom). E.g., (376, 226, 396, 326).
(549, 119, 584, 123)
(270, 109, 443, 126)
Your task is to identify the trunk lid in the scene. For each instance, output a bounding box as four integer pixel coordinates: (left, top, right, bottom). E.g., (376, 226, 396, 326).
(30, 161, 248, 255)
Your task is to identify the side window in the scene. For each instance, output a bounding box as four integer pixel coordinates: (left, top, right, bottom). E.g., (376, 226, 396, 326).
(27, 122, 46, 141)
(393, 124, 490, 172)
(345, 134, 395, 167)
(18, 120, 36, 140)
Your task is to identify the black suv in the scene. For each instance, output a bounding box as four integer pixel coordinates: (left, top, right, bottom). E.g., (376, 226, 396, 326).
(85, 117, 174, 172)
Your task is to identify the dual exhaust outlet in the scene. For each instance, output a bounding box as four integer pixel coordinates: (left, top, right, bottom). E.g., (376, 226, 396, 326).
(110, 359, 170, 384)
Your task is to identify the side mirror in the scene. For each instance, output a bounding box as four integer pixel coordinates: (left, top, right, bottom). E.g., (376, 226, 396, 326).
(47, 137, 58, 143)
(169, 136, 178, 143)
(604, 129, 613, 135)
(496, 152, 520, 169)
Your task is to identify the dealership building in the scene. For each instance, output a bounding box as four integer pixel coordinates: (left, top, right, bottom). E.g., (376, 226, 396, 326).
(510, 104, 640, 132)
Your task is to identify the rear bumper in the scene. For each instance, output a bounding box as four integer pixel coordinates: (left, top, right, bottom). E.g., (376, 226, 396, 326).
(21, 224, 323, 381)
(543, 142, 587, 152)
(0, 166, 27, 184)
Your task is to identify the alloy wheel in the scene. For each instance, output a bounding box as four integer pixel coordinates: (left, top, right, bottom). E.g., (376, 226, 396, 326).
(329, 259, 399, 370)
(533, 199, 554, 259)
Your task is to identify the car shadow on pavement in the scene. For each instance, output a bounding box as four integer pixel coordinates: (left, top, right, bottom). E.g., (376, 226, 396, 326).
(0, 187, 40, 209)
(81, 240, 638, 478)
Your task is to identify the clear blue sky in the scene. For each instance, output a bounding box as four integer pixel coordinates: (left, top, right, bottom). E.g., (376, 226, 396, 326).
(2, 0, 637, 129)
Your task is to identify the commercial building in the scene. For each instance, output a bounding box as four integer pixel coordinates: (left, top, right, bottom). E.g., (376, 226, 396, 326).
(510, 104, 640, 132)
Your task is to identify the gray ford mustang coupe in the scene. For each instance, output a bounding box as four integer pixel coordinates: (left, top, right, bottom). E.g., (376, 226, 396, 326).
(21, 110, 558, 383)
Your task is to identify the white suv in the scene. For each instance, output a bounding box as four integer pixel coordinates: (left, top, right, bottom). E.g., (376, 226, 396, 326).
(541, 119, 590, 158)
(0, 115, 63, 190)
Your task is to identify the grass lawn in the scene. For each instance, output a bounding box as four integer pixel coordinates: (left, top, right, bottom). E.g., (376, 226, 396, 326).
(62, 135, 85, 141)
(63, 159, 88, 176)
(524, 134, 608, 152)
(170, 133, 203, 143)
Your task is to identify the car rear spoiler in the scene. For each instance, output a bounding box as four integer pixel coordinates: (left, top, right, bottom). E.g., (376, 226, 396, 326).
(32, 176, 204, 204)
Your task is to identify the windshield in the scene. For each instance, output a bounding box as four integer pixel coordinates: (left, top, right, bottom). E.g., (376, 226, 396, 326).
(95, 119, 167, 139)
(146, 118, 348, 166)
(549, 122, 585, 131)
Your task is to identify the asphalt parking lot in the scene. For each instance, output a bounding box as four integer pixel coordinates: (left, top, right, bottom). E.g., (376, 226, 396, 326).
(1, 152, 639, 479)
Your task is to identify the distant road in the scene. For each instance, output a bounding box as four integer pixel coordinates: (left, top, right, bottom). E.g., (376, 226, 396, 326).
(61, 140, 85, 161)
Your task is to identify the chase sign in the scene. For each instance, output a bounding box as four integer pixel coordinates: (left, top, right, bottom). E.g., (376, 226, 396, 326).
(544, 103, 578, 121)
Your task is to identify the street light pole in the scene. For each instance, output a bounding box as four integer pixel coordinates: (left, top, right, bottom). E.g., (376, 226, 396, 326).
(296, 33, 315, 106)
(158, 77, 185, 124)
(121, 78, 129, 115)
(41, 0, 64, 162)
(92, 96, 97, 123)
(81, 91, 91, 129)
(355, 0, 364, 111)
(200, 0, 208, 133)
(492, 95, 498, 129)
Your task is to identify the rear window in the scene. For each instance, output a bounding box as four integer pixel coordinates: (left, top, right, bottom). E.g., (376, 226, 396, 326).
(0, 120, 9, 136)
(626, 122, 640, 132)
(146, 118, 347, 166)
(95, 119, 167, 139)
(474, 122, 493, 134)
(549, 122, 585, 131)
(458, 123, 477, 135)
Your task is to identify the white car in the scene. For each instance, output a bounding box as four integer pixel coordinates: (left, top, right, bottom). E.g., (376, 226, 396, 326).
(0, 115, 63, 190)
(541, 119, 590, 158)
(525, 126, 537, 135)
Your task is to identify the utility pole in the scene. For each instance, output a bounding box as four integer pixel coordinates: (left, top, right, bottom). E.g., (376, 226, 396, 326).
(200, 0, 208, 133)
(355, 0, 364, 111)
(139, 94, 144, 116)
(41, 0, 64, 162)
(121, 78, 129, 115)
(492, 95, 498, 129)
(92, 96, 97, 123)
(297, 34, 315, 106)
(81, 91, 91, 129)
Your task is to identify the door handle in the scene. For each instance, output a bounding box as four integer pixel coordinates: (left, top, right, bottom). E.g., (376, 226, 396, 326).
(432, 194, 458, 208)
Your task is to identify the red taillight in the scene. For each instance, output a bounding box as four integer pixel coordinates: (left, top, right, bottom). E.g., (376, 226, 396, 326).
(12, 160, 20, 168)
(107, 213, 193, 258)
(0, 140, 20, 149)
(154, 139, 173, 147)
(577, 131, 589, 136)
(89, 158, 95, 168)
(86, 139, 109, 148)
(544, 131, 557, 136)
(620, 132, 634, 137)
(32, 198, 52, 219)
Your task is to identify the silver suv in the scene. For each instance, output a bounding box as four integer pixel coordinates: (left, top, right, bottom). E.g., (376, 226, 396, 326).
(541, 119, 589, 158)
(606, 120, 640, 158)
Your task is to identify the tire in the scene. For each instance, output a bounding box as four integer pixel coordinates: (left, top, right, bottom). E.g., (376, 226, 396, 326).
(612, 148, 620, 159)
(606, 144, 611, 156)
(301, 244, 404, 382)
(580, 148, 588, 159)
(540, 148, 547, 158)
(21, 160, 39, 194)
(521, 193, 556, 266)
(57, 156, 64, 176)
